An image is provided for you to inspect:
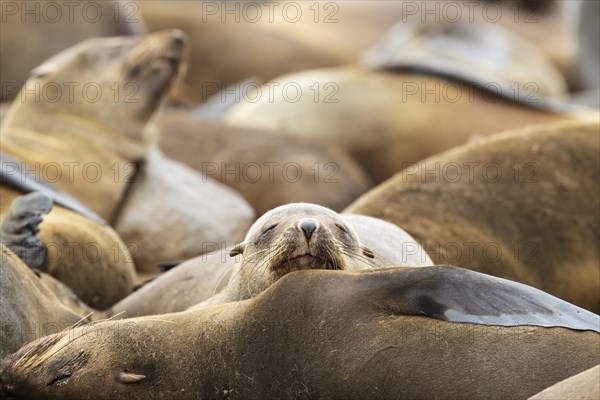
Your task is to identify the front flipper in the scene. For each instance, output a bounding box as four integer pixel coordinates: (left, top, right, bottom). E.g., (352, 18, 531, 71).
(365, 266, 599, 332)
(1, 192, 53, 268)
(1, 152, 105, 224)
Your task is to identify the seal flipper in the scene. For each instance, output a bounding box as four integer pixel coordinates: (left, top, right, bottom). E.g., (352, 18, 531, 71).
(0, 152, 105, 225)
(370, 266, 600, 332)
(0, 192, 52, 268)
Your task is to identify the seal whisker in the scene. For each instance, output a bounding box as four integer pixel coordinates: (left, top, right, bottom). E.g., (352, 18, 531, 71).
(38, 312, 132, 364)
(86, 310, 126, 325)
(212, 260, 240, 298)
(325, 246, 339, 270)
(242, 248, 271, 259)
(61, 311, 96, 334)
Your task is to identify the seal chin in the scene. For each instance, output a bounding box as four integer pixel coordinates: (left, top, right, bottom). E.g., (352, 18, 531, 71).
(271, 254, 341, 277)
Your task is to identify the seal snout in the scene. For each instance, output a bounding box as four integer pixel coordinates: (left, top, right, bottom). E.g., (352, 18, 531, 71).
(298, 218, 319, 242)
(169, 29, 188, 48)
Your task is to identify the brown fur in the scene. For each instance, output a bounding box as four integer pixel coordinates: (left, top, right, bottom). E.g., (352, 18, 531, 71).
(0, 245, 84, 359)
(1, 268, 598, 400)
(112, 148, 254, 273)
(225, 67, 571, 182)
(1, 30, 187, 220)
(108, 250, 235, 318)
(0, 0, 146, 101)
(108, 210, 432, 317)
(140, 2, 354, 102)
(37, 273, 101, 322)
(528, 365, 600, 400)
(0, 186, 135, 309)
(346, 120, 600, 312)
(158, 110, 372, 215)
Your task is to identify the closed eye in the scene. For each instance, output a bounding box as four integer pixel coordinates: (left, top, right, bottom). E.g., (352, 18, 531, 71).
(257, 224, 277, 242)
(336, 224, 350, 235)
(47, 373, 71, 387)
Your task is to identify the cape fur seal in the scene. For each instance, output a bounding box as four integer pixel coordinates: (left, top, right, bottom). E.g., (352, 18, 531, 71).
(346, 120, 600, 312)
(1, 29, 188, 220)
(225, 66, 572, 182)
(157, 109, 373, 215)
(0, 186, 135, 310)
(1, 31, 254, 272)
(221, 203, 431, 303)
(0, 245, 85, 359)
(0, 267, 597, 399)
(108, 206, 433, 317)
(528, 365, 600, 400)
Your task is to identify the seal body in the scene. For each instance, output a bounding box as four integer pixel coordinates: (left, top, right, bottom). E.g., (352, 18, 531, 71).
(0, 186, 135, 309)
(528, 365, 600, 400)
(0, 244, 84, 359)
(107, 249, 235, 318)
(157, 110, 373, 215)
(346, 120, 600, 312)
(112, 148, 254, 273)
(1, 268, 598, 400)
(1, 30, 187, 220)
(225, 67, 571, 182)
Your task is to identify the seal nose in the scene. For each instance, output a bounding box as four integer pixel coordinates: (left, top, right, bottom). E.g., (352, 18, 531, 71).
(170, 29, 188, 48)
(299, 219, 318, 242)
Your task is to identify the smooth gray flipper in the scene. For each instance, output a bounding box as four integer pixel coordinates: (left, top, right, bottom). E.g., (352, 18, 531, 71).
(364, 21, 579, 114)
(0, 152, 105, 224)
(0, 192, 53, 268)
(366, 266, 599, 332)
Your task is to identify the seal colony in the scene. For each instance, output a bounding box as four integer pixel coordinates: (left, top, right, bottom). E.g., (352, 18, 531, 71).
(0, 30, 254, 274)
(1, 5, 599, 400)
(0, 267, 597, 400)
(0, 30, 189, 298)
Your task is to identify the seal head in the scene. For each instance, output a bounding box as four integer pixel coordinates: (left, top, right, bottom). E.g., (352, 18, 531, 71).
(226, 203, 374, 300)
(4, 29, 189, 150)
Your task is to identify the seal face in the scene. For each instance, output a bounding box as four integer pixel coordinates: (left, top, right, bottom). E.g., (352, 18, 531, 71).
(226, 203, 374, 300)
(20, 29, 188, 141)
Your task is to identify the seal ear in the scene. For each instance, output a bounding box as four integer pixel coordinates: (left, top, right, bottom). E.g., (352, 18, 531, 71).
(361, 246, 375, 259)
(230, 242, 246, 257)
